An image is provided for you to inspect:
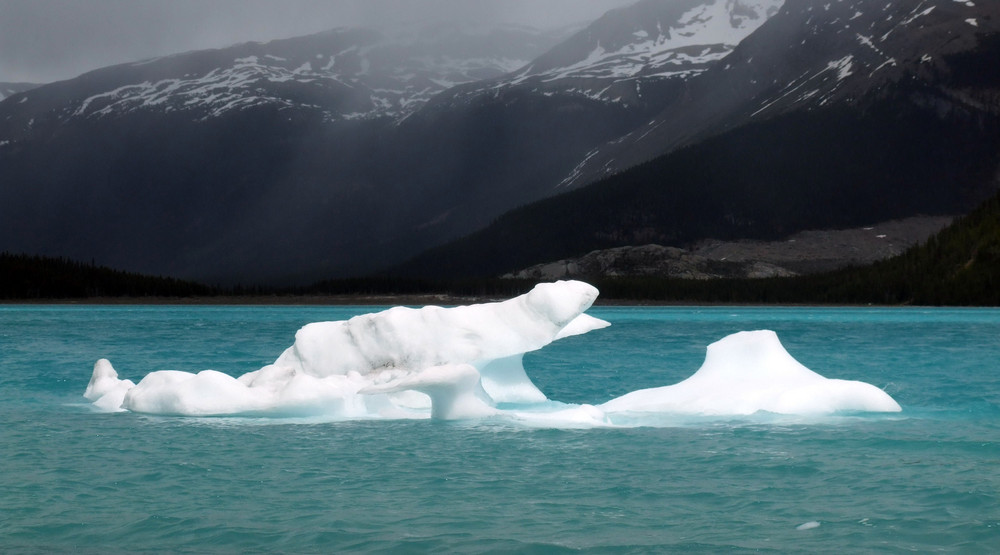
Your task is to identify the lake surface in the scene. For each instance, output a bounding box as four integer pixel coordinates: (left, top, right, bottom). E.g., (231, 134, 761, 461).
(2, 304, 999, 552)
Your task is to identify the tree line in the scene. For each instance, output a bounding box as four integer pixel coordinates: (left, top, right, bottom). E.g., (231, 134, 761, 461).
(3, 188, 999, 305)
(0, 253, 215, 299)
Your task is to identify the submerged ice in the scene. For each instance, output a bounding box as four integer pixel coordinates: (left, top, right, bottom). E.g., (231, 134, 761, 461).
(84, 280, 901, 424)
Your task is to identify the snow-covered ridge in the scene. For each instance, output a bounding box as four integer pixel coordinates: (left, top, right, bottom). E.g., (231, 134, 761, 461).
(19, 2, 790, 123)
(72, 57, 343, 121)
(65, 25, 548, 123)
(747, 0, 992, 119)
(557, 0, 998, 190)
(503, 0, 784, 100)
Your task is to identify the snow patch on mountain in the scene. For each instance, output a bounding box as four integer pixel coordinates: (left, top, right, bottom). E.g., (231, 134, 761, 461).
(503, 0, 784, 101)
(72, 54, 364, 122)
(748, 0, 992, 120)
(557, 0, 999, 190)
(63, 25, 555, 123)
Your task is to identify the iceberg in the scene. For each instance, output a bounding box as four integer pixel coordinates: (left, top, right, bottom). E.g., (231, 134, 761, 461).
(84, 281, 902, 424)
(600, 330, 902, 415)
(86, 280, 609, 419)
(83, 358, 136, 412)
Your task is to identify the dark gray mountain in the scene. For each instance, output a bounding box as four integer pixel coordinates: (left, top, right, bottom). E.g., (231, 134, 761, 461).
(4, 25, 553, 126)
(379, 0, 783, 259)
(0, 24, 567, 284)
(1, 1, 766, 285)
(562, 0, 1000, 187)
(14, 0, 992, 285)
(423, 0, 784, 193)
(396, 0, 1000, 278)
(438, 0, 782, 109)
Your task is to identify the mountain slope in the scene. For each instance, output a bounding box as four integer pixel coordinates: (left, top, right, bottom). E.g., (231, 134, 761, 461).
(395, 0, 1000, 278)
(0, 24, 568, 284)
(563, 0, 1000, 187)
(595, 188, 1000, 305)
(469, 0, 782, 106)
(347, 0, 787, 256)
(8, 0, 992, 286)
(504, 215, 952, 280)
(423, 0, 784, 150)
(2, 25, 552, 127)
(0, 1, 768, 285)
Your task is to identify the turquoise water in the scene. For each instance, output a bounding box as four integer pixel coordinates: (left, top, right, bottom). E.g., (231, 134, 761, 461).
(2, 304, 999, 552)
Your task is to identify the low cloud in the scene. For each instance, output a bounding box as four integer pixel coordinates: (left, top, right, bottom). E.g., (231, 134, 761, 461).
(0, 0, 631, 83)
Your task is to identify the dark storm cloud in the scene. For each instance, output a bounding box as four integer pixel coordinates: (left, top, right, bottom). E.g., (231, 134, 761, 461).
(0, 0, 632, 84)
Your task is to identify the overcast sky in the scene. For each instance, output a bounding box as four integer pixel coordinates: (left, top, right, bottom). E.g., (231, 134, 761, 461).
(0, 0, 634, 84)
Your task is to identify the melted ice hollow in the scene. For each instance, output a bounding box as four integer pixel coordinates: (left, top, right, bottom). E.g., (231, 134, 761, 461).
(84, 280, 901, 424)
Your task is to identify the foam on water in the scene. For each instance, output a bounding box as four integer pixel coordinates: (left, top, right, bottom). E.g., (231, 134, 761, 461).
(84, 280, 901, 424)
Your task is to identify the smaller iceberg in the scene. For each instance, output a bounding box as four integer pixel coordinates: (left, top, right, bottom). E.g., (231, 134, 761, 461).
(601, 330, 902, 416)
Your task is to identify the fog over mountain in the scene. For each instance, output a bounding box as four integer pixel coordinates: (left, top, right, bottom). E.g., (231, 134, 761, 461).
(0, 0, 633, 83)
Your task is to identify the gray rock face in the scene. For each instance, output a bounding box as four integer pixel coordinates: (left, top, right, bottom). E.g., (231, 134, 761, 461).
(505, 216, 953, 280)
(505, 244, 795, 280)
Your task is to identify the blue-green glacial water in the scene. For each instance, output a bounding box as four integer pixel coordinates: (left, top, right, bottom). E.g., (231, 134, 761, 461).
(1, 304, 998, 552)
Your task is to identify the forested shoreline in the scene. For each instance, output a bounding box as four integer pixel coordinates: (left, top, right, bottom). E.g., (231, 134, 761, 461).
(3, 190, 998, 305)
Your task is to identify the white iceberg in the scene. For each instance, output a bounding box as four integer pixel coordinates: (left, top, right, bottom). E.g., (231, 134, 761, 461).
(88, 280, 609, 419)
(84, 281, 902, 424)
(600, 330, 902, 416)
(83, 358, 136, 412)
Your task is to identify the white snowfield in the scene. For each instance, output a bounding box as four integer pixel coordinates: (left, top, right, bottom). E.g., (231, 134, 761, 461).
(67, 1, 787, 122)
(69, 31, 534, 123)
(507, 0, 783, 97)
(84, 280, 900, 425)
